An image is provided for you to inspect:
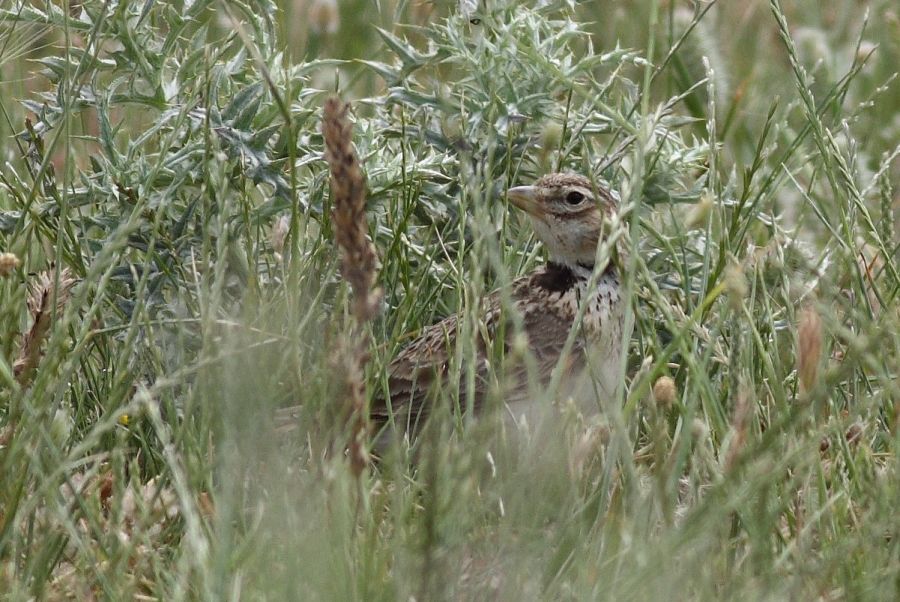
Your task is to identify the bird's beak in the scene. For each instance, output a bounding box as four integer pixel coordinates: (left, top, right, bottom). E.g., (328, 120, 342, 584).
(507, 185, 541, 216)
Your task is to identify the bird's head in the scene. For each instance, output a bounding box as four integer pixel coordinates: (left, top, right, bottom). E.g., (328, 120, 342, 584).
(506, 173, 617, 269)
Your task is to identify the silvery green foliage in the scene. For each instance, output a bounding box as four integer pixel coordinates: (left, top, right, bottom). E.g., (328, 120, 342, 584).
(2, 0, 315, 319)
(2, 0, 707, 314)
(353, 0, 711, 335)
(363, 1, 707, 204)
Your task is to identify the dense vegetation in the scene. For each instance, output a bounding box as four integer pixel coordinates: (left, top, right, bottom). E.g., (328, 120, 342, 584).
(0, 0, 897, 598)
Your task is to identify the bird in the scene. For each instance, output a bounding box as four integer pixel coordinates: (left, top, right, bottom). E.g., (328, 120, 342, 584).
(371, 172, 627, 444)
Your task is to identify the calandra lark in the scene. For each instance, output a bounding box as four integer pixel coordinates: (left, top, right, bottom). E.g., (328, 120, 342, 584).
(373, 173, 626, 440)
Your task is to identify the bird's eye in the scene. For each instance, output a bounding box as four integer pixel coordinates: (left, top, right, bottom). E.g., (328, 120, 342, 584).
(565, 190, 585, 205)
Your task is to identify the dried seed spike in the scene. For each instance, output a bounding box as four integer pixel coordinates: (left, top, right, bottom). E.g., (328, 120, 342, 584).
(797, 304, 823, 396)
(270, 214, 289, 258)
(322, 95, 383, 476)
(26, 267, 76, 317)
(309, 0, 339, 35)
(15, 267, 77, 384)
(0, 252, 20, 277)
(724, 386, 753, 472)
(322, 96, 382, 321)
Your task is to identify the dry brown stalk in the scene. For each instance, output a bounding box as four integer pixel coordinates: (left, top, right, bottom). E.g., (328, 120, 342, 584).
(724, 386, 753, 472)
(14, 267, 77, 386)
(797, 304, 823, 397)
(322, 95, 382, 476)
(323, 96, 382, 322)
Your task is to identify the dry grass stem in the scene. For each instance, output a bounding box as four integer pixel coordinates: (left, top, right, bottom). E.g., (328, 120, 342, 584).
(797, 304, 823, 397)
(322, 95, 382, 475)
(724, 387, 753, 472)
(309, 0, 340, 35)
(323, 96, 382, 322)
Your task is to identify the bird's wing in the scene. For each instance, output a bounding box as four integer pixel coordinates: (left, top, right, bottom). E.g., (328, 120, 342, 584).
(373, 274, 587, 431)
(373, 312, 459, 427)
(371, 288, 510, 430)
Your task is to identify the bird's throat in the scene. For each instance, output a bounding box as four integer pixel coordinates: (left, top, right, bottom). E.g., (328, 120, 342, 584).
(534, 260, 616, 293)
(533, 262, 583, 293)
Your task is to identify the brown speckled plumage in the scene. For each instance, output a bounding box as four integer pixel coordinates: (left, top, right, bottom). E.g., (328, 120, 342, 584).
(373, 173, 626, 439)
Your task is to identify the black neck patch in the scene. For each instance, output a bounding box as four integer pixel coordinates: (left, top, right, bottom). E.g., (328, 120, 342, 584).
(534, 262, 582, 293)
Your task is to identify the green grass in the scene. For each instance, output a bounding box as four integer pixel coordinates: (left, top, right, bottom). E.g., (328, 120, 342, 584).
(1, 0, 898, 599)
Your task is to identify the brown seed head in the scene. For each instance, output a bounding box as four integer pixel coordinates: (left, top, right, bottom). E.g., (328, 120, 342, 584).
(845, 422, 863, 447)
(797, 304, 823, 395)
(322, 96, 382, 322)
(322, 96, 381, 476)
(270, 215, 289, 258)
(652, 375, 677, 409)
(0, 252, 20, 277)
(15, 267, 77, 384)
(309, 0, 339, 35)
(724, 386, 753, 472)
(724, 260, 748, 311)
